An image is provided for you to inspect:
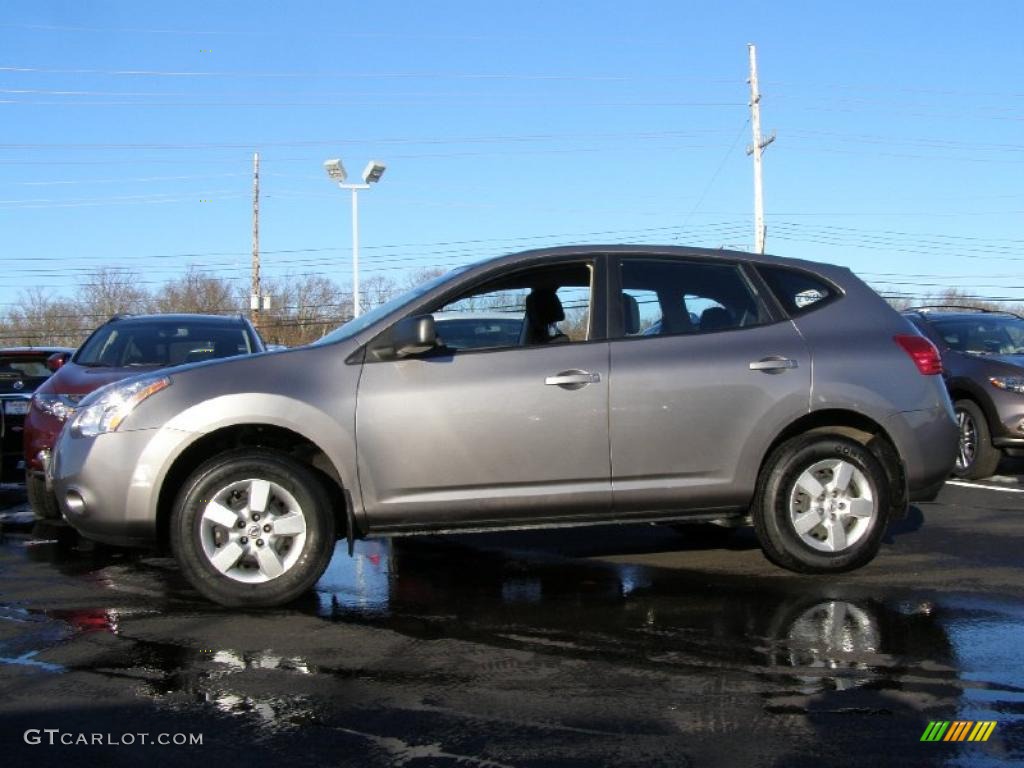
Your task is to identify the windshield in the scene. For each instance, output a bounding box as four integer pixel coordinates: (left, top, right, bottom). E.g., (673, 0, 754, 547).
(313, 268, 466, 346)
(931, 316, 1024, 355)
(75, 320, 257, 367)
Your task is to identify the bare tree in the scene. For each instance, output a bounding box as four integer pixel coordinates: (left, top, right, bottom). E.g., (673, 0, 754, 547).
(358, 274, 399, 315)
(76, 268, 148, 321)
(0, 287, 86, 347)
(258, 274, 348, 346)
(148, 267, 239, 315)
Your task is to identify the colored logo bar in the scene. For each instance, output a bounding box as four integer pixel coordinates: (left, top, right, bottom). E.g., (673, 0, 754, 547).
(921, 721, 997, 742)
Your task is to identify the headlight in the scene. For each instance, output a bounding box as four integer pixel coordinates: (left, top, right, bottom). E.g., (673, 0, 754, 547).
(70, 376, 171, 438)
(989, 376, 1024, 394)
(32, 394, 82, 422)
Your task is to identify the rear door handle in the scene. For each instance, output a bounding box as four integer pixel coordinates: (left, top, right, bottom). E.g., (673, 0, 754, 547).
(545, 369, 601, 389)
(749, 357, 798, 373)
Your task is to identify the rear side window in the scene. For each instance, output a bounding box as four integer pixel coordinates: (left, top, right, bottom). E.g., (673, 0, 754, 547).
(619, 258, 770, 337)
(758, 266, 837, 315)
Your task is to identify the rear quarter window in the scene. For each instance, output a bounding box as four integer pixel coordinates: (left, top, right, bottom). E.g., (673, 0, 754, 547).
(758, 265, 838, 316)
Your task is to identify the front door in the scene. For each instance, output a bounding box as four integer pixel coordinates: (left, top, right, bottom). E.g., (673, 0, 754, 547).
(355, 261, 611, 530)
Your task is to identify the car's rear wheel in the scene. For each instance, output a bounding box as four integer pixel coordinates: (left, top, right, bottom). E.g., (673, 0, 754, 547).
(752, 434, 890, 574)
(170, 449, 336, 607)
(26, 472, 62, 520)
(952, 399, 1001, 480)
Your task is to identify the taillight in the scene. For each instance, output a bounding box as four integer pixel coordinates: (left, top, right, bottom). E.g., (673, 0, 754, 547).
(894, 334, 942, 375)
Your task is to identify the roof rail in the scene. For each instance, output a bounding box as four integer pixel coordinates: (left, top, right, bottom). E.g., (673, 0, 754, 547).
(902, 305, 1015, 316)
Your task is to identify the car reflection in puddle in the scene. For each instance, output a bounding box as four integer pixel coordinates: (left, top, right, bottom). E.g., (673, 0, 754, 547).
(2, 527, 1022, 757)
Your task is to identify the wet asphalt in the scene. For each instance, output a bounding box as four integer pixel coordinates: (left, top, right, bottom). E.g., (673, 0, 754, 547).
(0, 477, 1022, 767)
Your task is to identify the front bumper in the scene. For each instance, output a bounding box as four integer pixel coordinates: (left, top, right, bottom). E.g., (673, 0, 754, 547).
(52, 424, 196, 547)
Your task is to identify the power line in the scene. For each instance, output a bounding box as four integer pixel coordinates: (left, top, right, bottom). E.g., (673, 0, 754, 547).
(0, 129, 734, 150)
(0, 64, 737, 83)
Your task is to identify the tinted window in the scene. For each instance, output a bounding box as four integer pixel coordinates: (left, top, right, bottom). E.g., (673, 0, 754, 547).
(0, 355, 50, 381)
(76, 321, 256, 367)
(758, 265, 836, 315)
(930, 316, 1024, 355)
(619, 259, 769, 337)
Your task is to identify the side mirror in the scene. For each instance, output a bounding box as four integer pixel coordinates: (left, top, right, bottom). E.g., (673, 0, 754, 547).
(392, 315, 437, 357)
(46, 352, 71, 372)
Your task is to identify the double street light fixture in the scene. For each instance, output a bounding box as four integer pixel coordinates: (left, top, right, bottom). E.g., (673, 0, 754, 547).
(323, 158, 387, 318)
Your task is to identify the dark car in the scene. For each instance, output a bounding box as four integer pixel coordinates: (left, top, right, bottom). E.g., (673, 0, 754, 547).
(903, 306, 1024, 479)
(25, 313, 264, 518)
(0, 347, 74, 485)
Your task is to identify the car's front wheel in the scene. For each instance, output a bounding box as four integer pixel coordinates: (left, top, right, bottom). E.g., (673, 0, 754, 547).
(170, 449, 336, 607)
(753, 434, 890, 574)
(26, 472, 62, 520)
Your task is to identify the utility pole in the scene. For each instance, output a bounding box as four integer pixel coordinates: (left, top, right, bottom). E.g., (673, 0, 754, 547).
(746, 44, 775, 254)
(250, 151, 261, 326)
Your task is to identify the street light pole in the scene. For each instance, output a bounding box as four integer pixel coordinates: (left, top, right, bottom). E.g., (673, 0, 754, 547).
(346, 184, 367, 317)
(323, 158, 386, 321)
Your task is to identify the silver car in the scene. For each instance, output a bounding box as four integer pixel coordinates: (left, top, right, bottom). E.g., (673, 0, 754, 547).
(51, 246, 957, 607)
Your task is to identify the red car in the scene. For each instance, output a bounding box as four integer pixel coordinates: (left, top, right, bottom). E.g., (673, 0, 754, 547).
(24, 313, 264, 519)
(1, 347, 74, 488)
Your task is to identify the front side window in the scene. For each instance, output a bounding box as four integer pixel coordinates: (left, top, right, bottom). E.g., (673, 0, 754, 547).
(429, 262, 593, 352)
(619, 258, 769, 338)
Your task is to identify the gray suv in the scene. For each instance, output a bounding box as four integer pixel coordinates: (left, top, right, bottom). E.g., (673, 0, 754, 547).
(51, 246, 957, 607)
(904, 306, 1024, 479)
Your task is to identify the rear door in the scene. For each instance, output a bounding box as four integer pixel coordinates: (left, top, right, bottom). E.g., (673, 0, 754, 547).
(607, 255, 811, 514)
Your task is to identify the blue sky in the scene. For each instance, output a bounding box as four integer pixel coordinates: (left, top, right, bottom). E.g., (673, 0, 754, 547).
(1, 1, 1022, 310)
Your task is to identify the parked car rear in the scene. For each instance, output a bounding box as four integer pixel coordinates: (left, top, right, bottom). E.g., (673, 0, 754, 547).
(0, 347, 74, 485)
(50, 246, 958, 607)
(25, 313, 263, 518)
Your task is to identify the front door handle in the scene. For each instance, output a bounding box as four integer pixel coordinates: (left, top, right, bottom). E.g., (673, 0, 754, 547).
(749, 357, 799, 373)
(545, 369, 601, 389)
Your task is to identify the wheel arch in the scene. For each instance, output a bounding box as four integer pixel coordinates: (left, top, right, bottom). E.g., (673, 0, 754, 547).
(758, 409, 907, 518)
(946, 379, 999, 436)
(155, 424, 350, 553)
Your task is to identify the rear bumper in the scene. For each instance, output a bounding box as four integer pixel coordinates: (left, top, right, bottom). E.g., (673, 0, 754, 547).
(887, 405, 958, 502)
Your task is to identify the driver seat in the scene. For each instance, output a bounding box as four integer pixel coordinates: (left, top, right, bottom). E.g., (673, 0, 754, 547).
(521, 288, 569, 346)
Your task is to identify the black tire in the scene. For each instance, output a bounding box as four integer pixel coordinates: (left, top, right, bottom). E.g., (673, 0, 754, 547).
(752, 433, 890, 574)
(952, 399, 1001, 480)
(26, 472, 62, 520)
(170, 448, 336, 608)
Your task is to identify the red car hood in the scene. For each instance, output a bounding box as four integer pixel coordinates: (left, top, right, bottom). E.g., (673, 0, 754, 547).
(35, 362, 162, 398)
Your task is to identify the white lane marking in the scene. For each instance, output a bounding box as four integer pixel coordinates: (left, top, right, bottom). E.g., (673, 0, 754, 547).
(946, 480, 1024, 494)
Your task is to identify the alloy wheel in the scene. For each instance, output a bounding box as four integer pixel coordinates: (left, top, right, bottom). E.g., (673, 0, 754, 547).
(198, 478, 308, 584)
(956, 408, 977, 472)
(788, 459, 876, 553)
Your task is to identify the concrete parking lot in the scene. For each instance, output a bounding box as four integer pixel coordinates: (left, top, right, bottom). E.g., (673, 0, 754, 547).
(0, 476, 1021, 767)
